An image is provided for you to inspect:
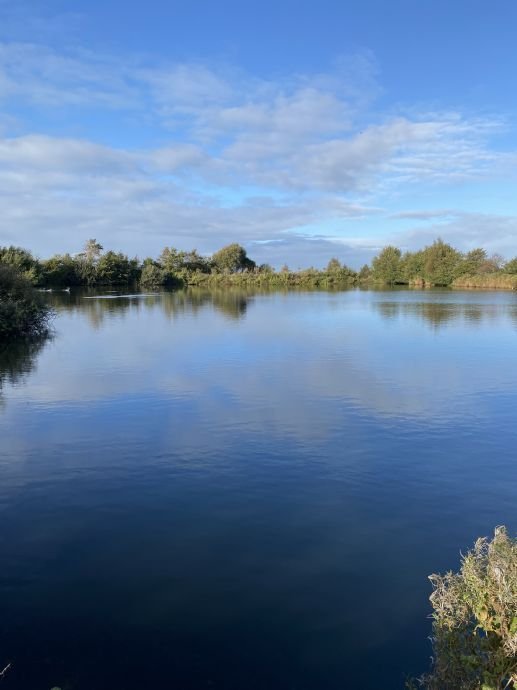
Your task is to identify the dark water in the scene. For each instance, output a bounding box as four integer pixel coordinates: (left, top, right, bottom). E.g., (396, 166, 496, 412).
(1, 288, 516, 690)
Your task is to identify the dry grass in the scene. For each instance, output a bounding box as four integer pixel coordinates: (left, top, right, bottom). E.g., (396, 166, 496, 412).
(452, 273, 517, 290)
(411, 527, 517, 689)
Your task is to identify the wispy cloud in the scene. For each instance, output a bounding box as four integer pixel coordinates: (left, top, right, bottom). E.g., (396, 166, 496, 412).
(390, 209, 458, 221)
(0, 34, 516, 264)
(392, 212, 517, 257)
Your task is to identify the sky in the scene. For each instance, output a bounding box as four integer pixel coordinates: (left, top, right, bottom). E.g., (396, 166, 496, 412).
(1, 0, 517, 268)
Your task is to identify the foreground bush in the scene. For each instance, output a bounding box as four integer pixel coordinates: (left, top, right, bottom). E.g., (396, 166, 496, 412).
(411, 527, 517, 689)
(0, 264, 52, 340)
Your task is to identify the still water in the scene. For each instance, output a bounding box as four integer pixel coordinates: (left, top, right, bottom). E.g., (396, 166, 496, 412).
(0, 288, 516, 689)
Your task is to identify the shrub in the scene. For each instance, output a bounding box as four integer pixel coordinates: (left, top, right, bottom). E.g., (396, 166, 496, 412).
(0, 264, 53, 340)
(411, 527, 517, 689)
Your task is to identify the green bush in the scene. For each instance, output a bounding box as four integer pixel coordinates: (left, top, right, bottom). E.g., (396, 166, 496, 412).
(0, 264, 52, 340)
(411, 527, 517, 689)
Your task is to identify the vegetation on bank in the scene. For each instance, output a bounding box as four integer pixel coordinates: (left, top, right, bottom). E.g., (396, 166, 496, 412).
(2, 238, 517, 290)
(0, 264, 52, 340)
(371, 241, 517, 288)
(452, 273, 517, 290)
(410, 527, 517, 690)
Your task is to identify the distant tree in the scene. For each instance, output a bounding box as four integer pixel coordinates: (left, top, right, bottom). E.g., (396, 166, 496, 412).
(159, 247, 211, 280)
(41, 254, 81, 286)
(212, 243, 256, 273)
(160, 247, 187, 274)
(457, 249, 503, 276)
(0, 246, 40, 284)
(358, 264, 371, 281)
(326, 257, 342, 273)
(400, 250, 425, 284)
(490, 254, 505, 271)
(460, 248, 488, 275)
(258, 263, 274, 274)
(140, 260, 166, 287)
(504, 257, 517, 274)
(182, 249, 211, 274)
(83, 239, 103, 262)
(75, 239, 104, 285)
(371, 245, 402, 285)
(421, 239, 462, 286)
(96, 251, 139, 284)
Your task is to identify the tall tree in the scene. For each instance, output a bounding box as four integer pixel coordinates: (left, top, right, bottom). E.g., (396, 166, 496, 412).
(371, 245, 402, 285)
(421, 239, 462, 286)
(83, 239, 103, 262)
(212, 243, 255, 273)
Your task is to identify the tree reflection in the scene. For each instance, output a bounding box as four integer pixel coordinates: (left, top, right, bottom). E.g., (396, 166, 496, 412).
(39, 287, 517, 331)
(45, 287, 253, 324)
(0, 337, 49, 405)
(373, 300, 517, 329)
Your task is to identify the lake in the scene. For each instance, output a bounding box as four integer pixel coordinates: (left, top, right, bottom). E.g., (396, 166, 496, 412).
(0, 287, 516, 690)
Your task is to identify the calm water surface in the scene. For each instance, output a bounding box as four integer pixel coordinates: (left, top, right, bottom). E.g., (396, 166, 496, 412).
(0, 288, 516, 689)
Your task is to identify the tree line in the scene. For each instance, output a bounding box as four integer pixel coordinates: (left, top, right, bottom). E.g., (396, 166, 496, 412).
(369, 239, 517, 287)
(1, 238, 517, 289)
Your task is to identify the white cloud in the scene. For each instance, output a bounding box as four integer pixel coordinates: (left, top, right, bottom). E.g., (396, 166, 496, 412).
(0, 37, 516, 264)
(0, 134, 136, 173)
(392, 212, 517, 258)
(0, 42, 138, 108)
(390, 209, 457, 221)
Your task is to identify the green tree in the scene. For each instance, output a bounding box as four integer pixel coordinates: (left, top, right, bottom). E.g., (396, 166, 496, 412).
(326, 257, 342, 273)
(0, 246, 41, 284)
(421, 239, 463, 286)
(458, 248, 488, 276)
(504, 257, 517, 274)
(182, 249, 211, 274)
(458, 248, 503, 276)
(159, 247, 210, 281)
(140, 259, 166, 287)
(371, 245, 402, 285)
(75, 238, 104, 285)
(400, 250, 425, 284)
(41, 254, 81, 287)
(96, 251, 139, 285)
(358, 264, 371, 281)
(212, 243, 256, 273)
(160, 247, 187, 274)
(83, 239, 103, 262)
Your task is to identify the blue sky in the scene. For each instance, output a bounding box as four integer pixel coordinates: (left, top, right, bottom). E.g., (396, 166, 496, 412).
(1, 0, 517, 267)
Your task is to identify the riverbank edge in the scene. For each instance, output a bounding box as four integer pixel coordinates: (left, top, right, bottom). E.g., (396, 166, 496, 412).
(174, 271, 517, 291)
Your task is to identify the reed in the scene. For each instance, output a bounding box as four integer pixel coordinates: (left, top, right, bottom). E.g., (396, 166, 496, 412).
(452, 273, 517, 290)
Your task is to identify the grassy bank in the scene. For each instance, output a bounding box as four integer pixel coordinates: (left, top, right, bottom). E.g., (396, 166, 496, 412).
(0, 264, 53, 340)
(184, 269, 358, 289)
(4, 239, 517, 292)
(451, 273, 517, 290)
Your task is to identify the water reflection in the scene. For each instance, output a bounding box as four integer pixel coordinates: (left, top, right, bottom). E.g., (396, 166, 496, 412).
(373, 295, 517, 329)
(47, 287, 253, 326)
(42, 287, 517, 332)
(1, 288, 517, 690)
(4, 288, 517, 426)
(0, 337, 48, 404)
